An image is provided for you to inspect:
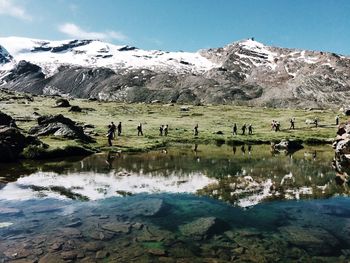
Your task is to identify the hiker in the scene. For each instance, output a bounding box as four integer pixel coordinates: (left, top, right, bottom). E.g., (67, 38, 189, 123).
(159, 125, 164, 136)
(271, 120, 276, 131)
(248, 124, 253, 135)
(194, 124, 199, 136)
(290, 118, 295, 130)
(233, 123, 237, 135)
(232, 146, 236, 155)
(164, 124, 168, 136)
(248, 145, 252, 155)
(111, 122, 116, 139)
(275, 122, 280, 132)
(137, 123, 143, 136)
(335, 115, 339, 126)
(241, 124, 246, 135)
(107, 125, 113, 146)
(117, 122, 122, 136)
(314, 118, 318, 128)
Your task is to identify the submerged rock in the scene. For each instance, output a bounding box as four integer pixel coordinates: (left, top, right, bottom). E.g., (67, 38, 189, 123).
(278, 225, 339, 255)
(121, 198, 167, 217)
(179, 217, 229, 240)
(28, 114, 94, 142)
(101, 222, 131, 234)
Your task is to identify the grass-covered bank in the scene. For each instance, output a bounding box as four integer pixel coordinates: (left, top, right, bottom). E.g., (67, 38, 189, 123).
(0, 90, 341, 154)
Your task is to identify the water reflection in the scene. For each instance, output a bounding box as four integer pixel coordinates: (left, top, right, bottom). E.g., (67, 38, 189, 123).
(0, 144, 340, 208)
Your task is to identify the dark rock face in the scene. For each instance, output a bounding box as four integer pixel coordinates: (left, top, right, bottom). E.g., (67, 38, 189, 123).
(29, 114, 94, 142)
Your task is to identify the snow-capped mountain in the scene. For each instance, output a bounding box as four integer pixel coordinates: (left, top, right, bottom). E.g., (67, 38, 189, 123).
(1, 36, 350, 108)
(0, 36, 217, 77)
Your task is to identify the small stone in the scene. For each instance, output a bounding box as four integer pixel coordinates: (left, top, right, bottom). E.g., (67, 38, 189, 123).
(233, 247, 245, 255)
(101, 222, 131, 234)
(132, 222, 144, 230)
(148, 248, 166, 256)
(60, 251, 77, 260)
(65, 221, 82, 227)
(50, 242, 63, 251)
(83, 242, 104, 252)
(95, 250, 109, 259)
(39, 254, 65, 263)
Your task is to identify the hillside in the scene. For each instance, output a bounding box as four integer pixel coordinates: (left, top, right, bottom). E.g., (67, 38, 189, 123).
(0, 37, 350, 108)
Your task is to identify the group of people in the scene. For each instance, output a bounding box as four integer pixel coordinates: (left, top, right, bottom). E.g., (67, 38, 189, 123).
(107, 115, 340, 146)
(159, 125, 169, 136)
(271, 120, 281, 132)
(232, 123, 253, 135)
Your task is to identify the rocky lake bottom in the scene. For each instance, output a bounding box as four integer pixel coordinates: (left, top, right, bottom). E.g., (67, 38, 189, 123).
(1, 144, 350, 262)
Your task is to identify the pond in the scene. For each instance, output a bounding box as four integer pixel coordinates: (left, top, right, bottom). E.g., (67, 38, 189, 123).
(0, 144, 349, 262)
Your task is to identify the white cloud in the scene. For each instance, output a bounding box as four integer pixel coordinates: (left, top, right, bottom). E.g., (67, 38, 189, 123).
(0, 0, 32, 21)
(58, 23, 127, 42)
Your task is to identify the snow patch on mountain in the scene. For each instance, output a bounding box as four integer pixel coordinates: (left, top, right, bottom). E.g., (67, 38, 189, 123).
(0, 36, 220, 77)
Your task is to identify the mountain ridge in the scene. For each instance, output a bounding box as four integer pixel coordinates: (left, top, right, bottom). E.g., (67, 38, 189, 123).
(0, 36, 349, 108)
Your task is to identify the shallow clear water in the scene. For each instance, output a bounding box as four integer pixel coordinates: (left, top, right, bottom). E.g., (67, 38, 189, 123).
(1, 144, 349, 262)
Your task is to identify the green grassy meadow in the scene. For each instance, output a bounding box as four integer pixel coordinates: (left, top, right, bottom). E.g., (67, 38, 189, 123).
(0, 90, 342, 153)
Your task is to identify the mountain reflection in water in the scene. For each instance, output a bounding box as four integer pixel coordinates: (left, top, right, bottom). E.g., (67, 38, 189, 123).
(0, 144, 342, 207)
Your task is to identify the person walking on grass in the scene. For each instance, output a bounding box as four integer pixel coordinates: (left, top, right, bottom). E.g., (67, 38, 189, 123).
(314, 118, 318, 128)
(290, 118, 295, 130)
(336, 115, 339, 126)
(248, 124, 253, 135)
(137, 123, 143, 136)
(233, 123, 237, 135)
(159, 125, 164, 136)
(117, 122, 122, 136)
(194, 124, 199, 136)
(107, 125, 114, 146)
(164, 124, 169, 136)
(241, 124, 246, 135)
(110, 122, 116, 139)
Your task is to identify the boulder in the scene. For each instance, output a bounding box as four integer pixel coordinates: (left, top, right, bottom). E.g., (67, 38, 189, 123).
(55, 98, 70, 107)
(179, 217, 229, 240)
(0, 111, 14, 126)
(29, 114, 94, 142)
(0, 126, 27, 162)
(69, 105, 82, 112)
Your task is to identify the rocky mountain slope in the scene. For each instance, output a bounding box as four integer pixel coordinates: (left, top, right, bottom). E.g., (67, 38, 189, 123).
(0, 36, 349, 108)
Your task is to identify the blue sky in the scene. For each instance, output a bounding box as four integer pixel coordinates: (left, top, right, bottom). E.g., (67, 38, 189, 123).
(1, 0, 350, 54)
